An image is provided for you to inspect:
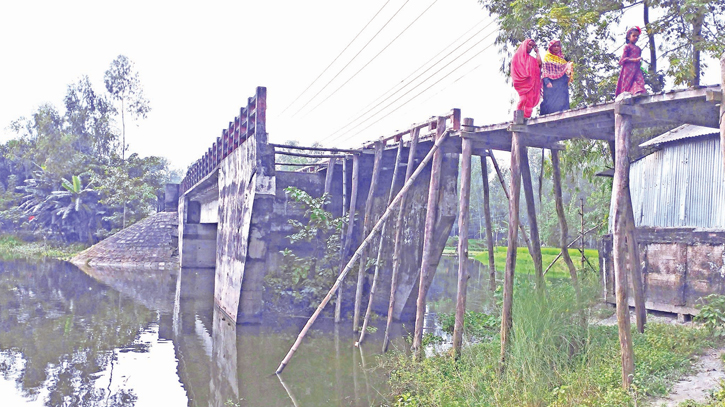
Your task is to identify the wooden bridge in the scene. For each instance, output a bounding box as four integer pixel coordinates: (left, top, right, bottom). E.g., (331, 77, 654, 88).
(177, 60, 725, 380)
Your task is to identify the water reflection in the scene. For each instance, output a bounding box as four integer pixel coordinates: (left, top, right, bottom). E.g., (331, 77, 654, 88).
(0, 255, 492, 406)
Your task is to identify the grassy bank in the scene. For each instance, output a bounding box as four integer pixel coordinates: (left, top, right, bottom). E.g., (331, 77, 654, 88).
(0, 235, 87, 261)
(379, 279, 715, 406)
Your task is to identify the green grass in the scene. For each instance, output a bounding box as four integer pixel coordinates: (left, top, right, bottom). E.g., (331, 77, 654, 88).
(444, 239, 599, 279)
(0, 235, 87, 261)
(379, 279, 715, 407)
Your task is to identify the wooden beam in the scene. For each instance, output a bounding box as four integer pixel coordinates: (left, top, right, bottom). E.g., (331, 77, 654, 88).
(413, 117, 447, 358)
(269, 143, 360, 154)
(383, 128, 420, 352)
(353, 141, 384, 332)
(500, 110, 524, 370)
(275, 130, 449, 375)
(453, 137, 473, 359)
(611, 94, 635, 390)
(481, 154, 496, 292)
(358, 139, 404, 346)
(520, 147, 544, 293)
(338, 155, 360, 323)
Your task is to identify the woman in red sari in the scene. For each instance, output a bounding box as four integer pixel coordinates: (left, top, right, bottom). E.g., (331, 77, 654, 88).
(511, 38, 542, 118)
(615, 27, 647, 96)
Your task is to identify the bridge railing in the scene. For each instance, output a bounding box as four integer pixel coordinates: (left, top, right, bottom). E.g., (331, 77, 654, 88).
(361, 108, 460, 149)
(179, 87, 267, 195)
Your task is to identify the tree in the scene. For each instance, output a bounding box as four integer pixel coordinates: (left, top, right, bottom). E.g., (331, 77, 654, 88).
(103, 55, 151, 160)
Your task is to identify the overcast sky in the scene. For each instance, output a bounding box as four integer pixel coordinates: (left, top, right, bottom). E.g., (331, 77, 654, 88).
(0, 1, 720, 171)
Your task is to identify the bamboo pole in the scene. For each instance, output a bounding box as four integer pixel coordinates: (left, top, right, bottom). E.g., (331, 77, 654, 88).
(275, 131, 449, 374)
(353, 142, 384, 332)
(543, 222, 602, 275)
(336, 155, 360, 323)
(625, 185, 646, 333)
(481, 154, 496, 292)
(488, 152, 534, 253)
(412, 117, 447, 358)
(500, 110, 524, 369)
(520, 147, 544, 293)
(551, 150, 582, 301)
(324, 158, 336, 198)
(382, 128, 420, 352)
(453, 137, 473, 359)
(335, 157, 348, 322)
(357, 139, 404, 345)
(720, 54, 724, 174)
(580, 198, 586, 270)
(612, 95, 635, 389)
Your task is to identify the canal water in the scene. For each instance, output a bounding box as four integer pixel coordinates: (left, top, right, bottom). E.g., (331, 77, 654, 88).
(0, 256, 492, 406)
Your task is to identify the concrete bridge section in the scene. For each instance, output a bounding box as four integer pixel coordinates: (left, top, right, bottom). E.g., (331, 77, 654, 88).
(178, 87, 460, 324)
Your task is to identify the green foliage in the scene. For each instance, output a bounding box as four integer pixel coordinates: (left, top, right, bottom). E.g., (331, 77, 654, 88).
(264, 187, 347, 314)
(695, 294, 725, 337)
(380, 277, 712, 406)
(438, 311, 500, 342)
(0, 235, 87, 260)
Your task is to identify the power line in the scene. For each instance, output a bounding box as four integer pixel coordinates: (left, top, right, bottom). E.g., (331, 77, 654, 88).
(277, 0, 394, 117)
(302, 0, 441, 117)
(329, 29, 498, 145)
(318, 18, 496, 144)
(337, 40, 496, 145)
(290, 0, 413, 118)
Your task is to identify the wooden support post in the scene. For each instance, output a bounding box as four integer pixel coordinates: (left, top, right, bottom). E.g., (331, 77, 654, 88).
(353, 142, 384, 332)
(337, 155, 360, 323)
(520, 147, 544, 293)
(721, 54, 725, 175)
(612, 94, 635, 389)
(489, 153, 535, 254)
(500, 110, 524, 369)
(275, 130, 449, 375)
(580, 198, 585, 270)
(551, 150, 581, 300)
(358, 140, 404, 345)
(625, 191, 647, 333)
(324, 158, 336, 197)
(412, 117, 447, 357)
(481, 155, 496, 292)
(335, 157, 348, 322)
(383, 128, 420, 352)
(453, 137, 473, 359)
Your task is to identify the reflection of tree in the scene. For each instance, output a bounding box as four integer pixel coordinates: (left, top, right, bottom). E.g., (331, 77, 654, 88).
(0, 259, 156, 406)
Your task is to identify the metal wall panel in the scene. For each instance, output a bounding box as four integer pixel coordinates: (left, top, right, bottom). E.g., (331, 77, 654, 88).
(627, 137, 724, 229)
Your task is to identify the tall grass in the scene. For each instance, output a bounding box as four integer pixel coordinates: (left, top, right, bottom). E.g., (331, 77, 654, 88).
(0, 235, 87, 261)
(381, 275, 712, 406)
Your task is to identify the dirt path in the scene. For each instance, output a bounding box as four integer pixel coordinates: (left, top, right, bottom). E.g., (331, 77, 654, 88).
(649, 348, 725, 406)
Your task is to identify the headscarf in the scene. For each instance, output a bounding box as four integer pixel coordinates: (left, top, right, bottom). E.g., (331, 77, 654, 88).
(511, 39, 542, 98)
(542, 39, 572, 81)
(625, 26, 642, 44)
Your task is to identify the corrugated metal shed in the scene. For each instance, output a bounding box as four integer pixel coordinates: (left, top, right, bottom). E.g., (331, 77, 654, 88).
(609, 125, 724, 231)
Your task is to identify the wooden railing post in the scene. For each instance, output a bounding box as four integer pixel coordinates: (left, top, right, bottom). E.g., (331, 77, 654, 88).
(452, 135, 473, 359)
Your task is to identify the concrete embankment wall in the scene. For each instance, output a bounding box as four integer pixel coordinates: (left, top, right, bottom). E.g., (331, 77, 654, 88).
(71, 211, 179, 270)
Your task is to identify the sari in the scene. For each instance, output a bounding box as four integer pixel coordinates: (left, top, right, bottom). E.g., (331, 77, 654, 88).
(615, 42, 647, 96)
(511, 39, 541, 118)
(540, 40, 572, 115)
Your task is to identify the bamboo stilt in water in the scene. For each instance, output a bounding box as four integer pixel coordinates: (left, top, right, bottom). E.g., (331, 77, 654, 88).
(382, 128, 420, 352)
(612, 94, 635, 389)
(500, 110, 524, 369)
(720, 54, 725, 174)
(520, 147, 544, 293)
(275, 131, 449, 374)
(481, 154, 496, 292)
(453, 137, 473, 359)
(353, 142, 384, 332)
(412, 117, 447, 358)
(337, 155, 359, 323)
(335, 157, 349, 323)
(551, 150, 581, 301)
(358, 140, 404, 345)
(489, 152, 534, 254)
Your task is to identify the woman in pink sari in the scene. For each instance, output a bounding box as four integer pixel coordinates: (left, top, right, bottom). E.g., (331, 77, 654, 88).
(615, 27, 647, 96)
(511, 38, 542, 118)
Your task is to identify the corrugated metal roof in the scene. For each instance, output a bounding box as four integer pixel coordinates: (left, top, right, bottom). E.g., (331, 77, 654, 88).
(639, 124, 719, 148)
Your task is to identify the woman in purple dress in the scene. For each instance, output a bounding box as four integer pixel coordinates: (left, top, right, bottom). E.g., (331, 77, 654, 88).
(615, 27, 647, 96)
